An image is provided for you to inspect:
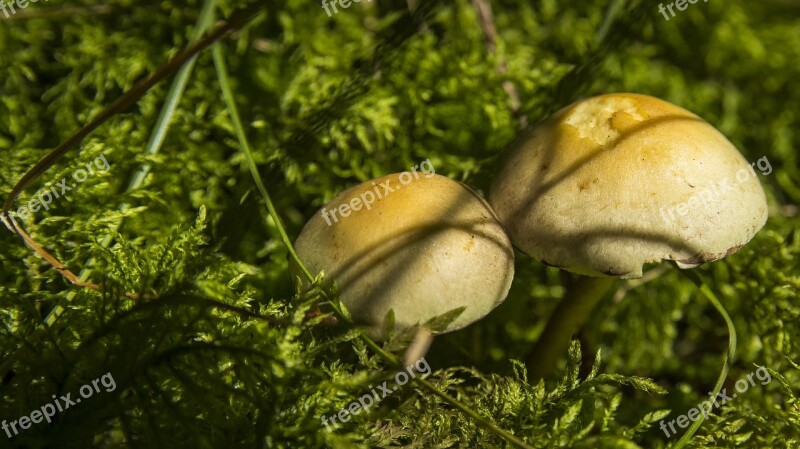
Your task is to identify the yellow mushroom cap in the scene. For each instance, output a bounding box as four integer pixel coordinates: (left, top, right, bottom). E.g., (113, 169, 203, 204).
(489, 93, 768, 279)
(294, 173, 514, 334)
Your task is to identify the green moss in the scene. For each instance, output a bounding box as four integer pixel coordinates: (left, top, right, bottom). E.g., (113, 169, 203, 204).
(0, 0, 798, 447)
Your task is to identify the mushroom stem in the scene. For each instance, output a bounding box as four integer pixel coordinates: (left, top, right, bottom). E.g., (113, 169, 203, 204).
(526, 275, 615, 379)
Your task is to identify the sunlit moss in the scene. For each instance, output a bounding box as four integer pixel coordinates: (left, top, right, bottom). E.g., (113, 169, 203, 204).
(0, 0, 798, 447)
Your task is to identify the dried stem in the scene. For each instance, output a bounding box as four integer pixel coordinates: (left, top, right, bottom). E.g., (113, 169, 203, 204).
(1, 3, 266, 292)
(471, 0, 526, 129)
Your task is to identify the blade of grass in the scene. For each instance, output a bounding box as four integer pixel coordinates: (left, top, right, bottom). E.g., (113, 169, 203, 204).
(43, 0, 220, 327)
(1, 2, 265, 215)
(674, 270, 738, 449)
(0, 0, 221, 377)
(0, 2, 267, 315)
(595, 0, 624, 44)
(211, 40, 535, 449)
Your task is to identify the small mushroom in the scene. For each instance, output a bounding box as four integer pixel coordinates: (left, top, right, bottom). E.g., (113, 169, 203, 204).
(294, 173, 515, 336)
(489, 93, 769, 377)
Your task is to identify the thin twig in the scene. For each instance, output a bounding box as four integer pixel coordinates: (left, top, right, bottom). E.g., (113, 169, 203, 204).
(212, 43, 535, 449)
(1, 3, 266, 293)
(2, 2, 265, 215)
(471, 0, 526, 130)
(1, 213, 100, 291)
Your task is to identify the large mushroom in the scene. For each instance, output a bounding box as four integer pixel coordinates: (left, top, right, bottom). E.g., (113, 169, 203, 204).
(294, 172, 515, 337)
(489, 93, 768, 378)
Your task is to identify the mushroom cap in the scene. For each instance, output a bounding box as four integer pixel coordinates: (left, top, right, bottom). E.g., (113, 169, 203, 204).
(489, 93, 768, 279)
(294, 173, 514, 334)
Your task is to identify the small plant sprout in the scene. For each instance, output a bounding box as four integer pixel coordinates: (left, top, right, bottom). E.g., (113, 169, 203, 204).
(293, 172, 515, 336)
(488, 93, 768, 379)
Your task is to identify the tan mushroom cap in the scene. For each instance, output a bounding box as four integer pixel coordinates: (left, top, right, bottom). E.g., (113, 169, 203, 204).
(294, 173, 514, 335)
(489, 93, 768, 279)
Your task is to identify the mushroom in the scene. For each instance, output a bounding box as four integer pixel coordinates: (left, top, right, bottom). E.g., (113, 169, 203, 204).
(488, 93, 768, 378)
(293, 172, 515, 337)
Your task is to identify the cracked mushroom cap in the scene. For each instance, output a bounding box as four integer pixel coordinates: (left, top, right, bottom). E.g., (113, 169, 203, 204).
(293, 173, 514, 335)
(489, 93, 768, 279)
